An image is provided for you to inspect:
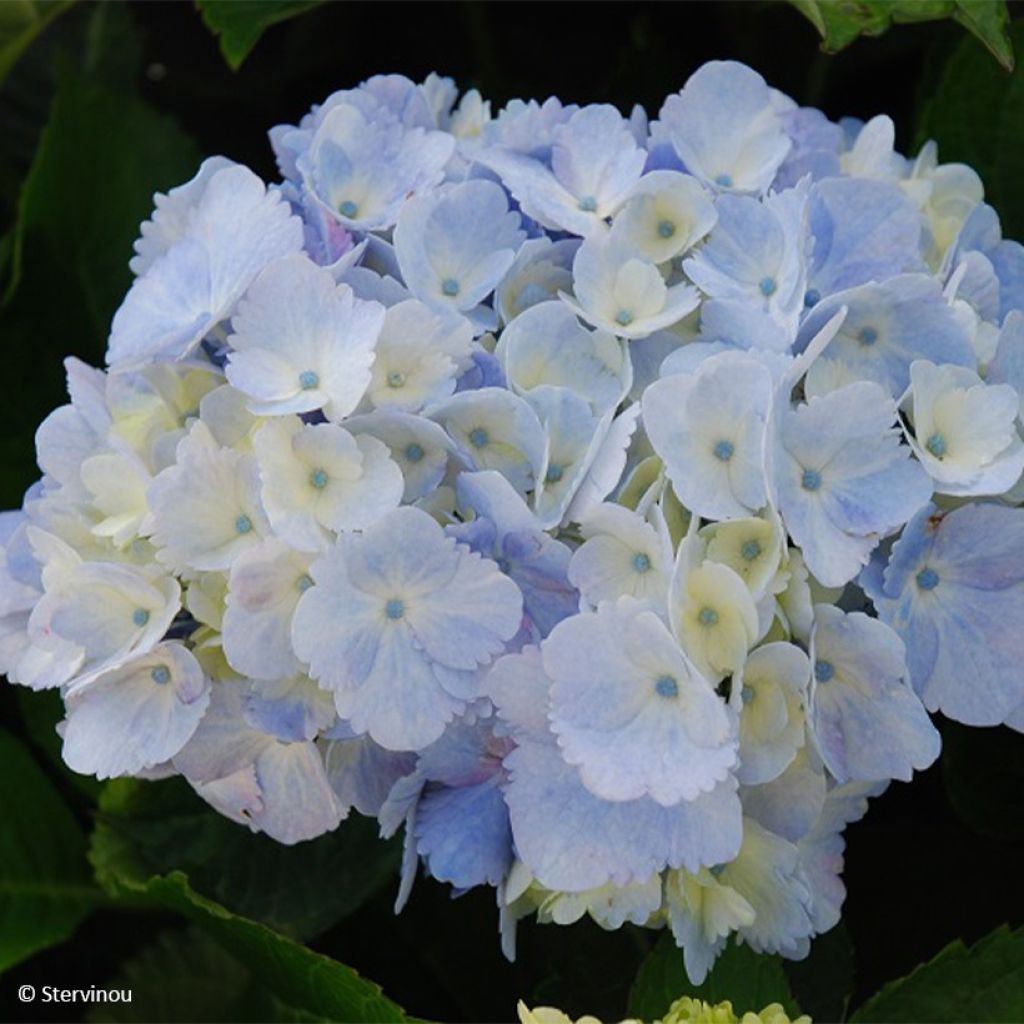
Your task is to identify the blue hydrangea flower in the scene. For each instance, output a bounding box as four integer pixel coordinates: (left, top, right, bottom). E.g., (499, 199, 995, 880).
(808, 605, 940, 783)
(563, 233, 700, 339)
(644, 350, 775, 520)
(774, 381, 933, 587)
(486, 648, 743, 891)
(863, 502, 1024, 726)
(290, 506, 522, 750)
(799, 274, 975, 399)
(225, 253, 385, 421)
(62, 643, 209, 779)
(804, 177, 923, 301)
(480, 104, 645, 237)
(298, 100, 453, 231)
(394, 179, 525, 330)
(683, 189, 807, 330)
(545, 597, 737, 805)
(658, 61, 791, 195)
(108, 166, 304, 370)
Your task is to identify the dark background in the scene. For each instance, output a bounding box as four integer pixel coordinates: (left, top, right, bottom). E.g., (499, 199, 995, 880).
(2, 3, 1023, 1022)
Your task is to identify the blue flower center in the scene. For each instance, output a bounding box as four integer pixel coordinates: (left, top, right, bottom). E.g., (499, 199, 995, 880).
(235, 514, 253, 534)
(299, 370, 319, 390)
(698, 606, 719, 626)
(387, 371, 406, 389)
(759, 276, 777, 297)
(385, 598, 405, 620)
(741, 540, 762, 562)
(801, 468, 822, 492)
(441, 278, 460, 297)
(633, 552, 651, 573)
(405, 442, 424, 463)
(339, 200, 358, 218)
(615, 309, 634, 327)
(469, 427, 489, 448)
(545, 464, 563, 483)
(858, 326, 878, 346)
(741, 684, 755, 705)
(151, 666, 171, 685)
(655, 674, 679, 699)
(814, 659, 835, 683)
(657, 219, 676, 239)
(916, 567, 940, 590)
(132, 608, 150, 628)
(713, 439, 734, 462)
(577, 195, 597, 212)
(804, 288, 820, 308)
(925, 432, 947, 458)
(714, 173, 733, 188)
(309, 468, 328, 489)
(296, 574, 314, 592)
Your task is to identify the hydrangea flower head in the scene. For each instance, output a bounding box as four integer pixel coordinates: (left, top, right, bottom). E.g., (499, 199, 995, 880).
(7, 60, 1024, 987)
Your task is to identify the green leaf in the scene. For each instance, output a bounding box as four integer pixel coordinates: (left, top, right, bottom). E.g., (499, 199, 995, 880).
(195, 0, 325, 70)
(788, 0, 1013, 69)
(942, 722, 1024, 841)
(90, 776, 401, 941)
(94, 867, 405, 1022)
(784, 924, 855, 1023)
(87, 926, 330, 1023)
(851, 925, 1024, 1022)
(4, 58, 200, 334)
(0, 0, 76, 86)
(952, 0, 1014, 71)
(628, 934, 800, 1021)
(916, 20, 1024, 241)
(0, 727, 100, 973)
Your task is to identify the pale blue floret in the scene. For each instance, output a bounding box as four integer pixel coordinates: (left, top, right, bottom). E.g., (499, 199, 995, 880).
(658, 61, 791, 195)
(714, 440, 734, 461)
(299, 370, 320, 389)
(633, 552, 652, 573)
(863, 502, 1024, 726)
(394, 179, 525, 323)
(309, 468, 329, 488)
(775, 381, 933, 587)
(798, 274, 974, 398)
(290, 506, 523, 750)
(405, 442, 424, 462)
(235, 515, 253, 534)
(151, 666, 171, 685)
(808, 606, 939, 783)
(682, 194, 804, 326)
(803, 178, 923, 300)
(133, 608, 150, 627)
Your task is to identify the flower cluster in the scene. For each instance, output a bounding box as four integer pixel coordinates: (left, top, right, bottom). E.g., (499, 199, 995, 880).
(517, 997, 810, 1024)
(3, 60, 1024, 981)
